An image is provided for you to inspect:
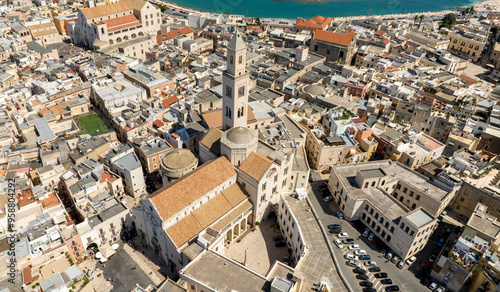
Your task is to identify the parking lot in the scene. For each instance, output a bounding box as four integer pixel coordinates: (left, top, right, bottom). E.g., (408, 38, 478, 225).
(308, 174, 429, 292)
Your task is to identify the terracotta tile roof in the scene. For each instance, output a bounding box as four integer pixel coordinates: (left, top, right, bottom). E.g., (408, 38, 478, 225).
(49, 104, 65, 115)
(80, 1, 133, 19)
(346, 30, 358, 38)
(39, 107, 51, 116)
(161, 95, 180, 108)
(102, 14, 140, 32)
(458, 74, 479, 86)
(199, 127, 223, 155)
(375, 30, 386, 36)
(201, 108, 223, 129)
(150, 156, 236, 220)
(380, 38, 390, 44)
(314, 29, 353, 47)
(295, 15, 333, 30)
(211, 200, 252, 232)
(156, 27, 193, 44)
(238, 152, 272, 181)
(166, 183, 249, 247)
(201, 106, 256, 129)
(99, 171, 118, 183)
(152, 119, 164, 128)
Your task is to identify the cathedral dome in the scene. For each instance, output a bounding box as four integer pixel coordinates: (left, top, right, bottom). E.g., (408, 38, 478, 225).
(304, 84, 326, 96)
(225, 127, 255, 145)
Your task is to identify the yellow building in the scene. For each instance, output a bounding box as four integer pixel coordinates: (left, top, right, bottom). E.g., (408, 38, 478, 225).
(448, 31, 486, 62)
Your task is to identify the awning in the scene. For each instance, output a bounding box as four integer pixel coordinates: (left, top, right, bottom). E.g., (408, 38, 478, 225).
(101, 244, 116, 258)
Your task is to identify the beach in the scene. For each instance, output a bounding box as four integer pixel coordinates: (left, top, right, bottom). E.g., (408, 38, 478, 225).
(153, 0, 498, 21)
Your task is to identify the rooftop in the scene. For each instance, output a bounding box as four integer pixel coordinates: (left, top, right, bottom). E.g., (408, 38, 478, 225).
(180, 249, 268, 291)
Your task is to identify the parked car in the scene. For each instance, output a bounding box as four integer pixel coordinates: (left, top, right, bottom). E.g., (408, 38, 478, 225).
(273, 235, 283, 241)
(429, 255, 437, 263)
(429, 282, 438, 290)
(337, 211, 344, 219)
(347, 260, 361, 268)
(457, 214, 468, 221)
(368, 267, 381, 273)
(397, 261, 405, 269)
(368, 233, 375, 241)
(275, 241, 286, 247)
(342, 238, 355, 244)
(338, 232, 349, 238)
(363, 228, 370, 237)
(405, 256, 417, 266)
(324, 196, 332, 202)
(374, 272, 388, 279)
(345, 253, 359, 260)
(437, 238, 445, 247)
(359, 255, 371, 260)
(354, 250, 367, 256)
(353, 268, 367, 274)
(321, 169, 331, 174)
(334, 239, 343, 249)
(357, 274, 369, 281)
(432, 248, 440, 255)
(363, 289, 377, 292)
(381, 249, 386, 255)
(364, 261, 377, 266)
(381, 279, 393, 285)
(436, 286, 446, 292)
(349, 244, 360, 250)
(385, 285, 400, 291)
(328, 224, 341, 230)
(385, 252, 392, 260)
(391, 256, 399, 264)
(359, 281, 373, 287)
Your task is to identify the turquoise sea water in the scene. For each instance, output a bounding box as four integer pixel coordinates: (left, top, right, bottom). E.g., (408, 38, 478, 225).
(166, 0, 481, 19)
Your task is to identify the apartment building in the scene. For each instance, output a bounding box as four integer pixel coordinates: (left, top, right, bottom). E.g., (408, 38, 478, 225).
(305, 124, 347, 170)
(133, 137, 172, 173)
(447, 30, 487, 62)
(328, 161, 457, 260)
(28, 22, 62, 48)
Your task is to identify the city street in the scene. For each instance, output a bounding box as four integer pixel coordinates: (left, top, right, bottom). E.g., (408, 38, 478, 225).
(307, 174, 428, 292)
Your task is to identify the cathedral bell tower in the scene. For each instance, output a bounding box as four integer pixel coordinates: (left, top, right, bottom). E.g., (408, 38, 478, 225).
(222, 30, 249, 130)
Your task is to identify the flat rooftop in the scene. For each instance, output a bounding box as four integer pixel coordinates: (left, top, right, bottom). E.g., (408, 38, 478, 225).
(360, 168, 386, 178)
(181, 249, 269, 291)
(405, 209, 434, 228)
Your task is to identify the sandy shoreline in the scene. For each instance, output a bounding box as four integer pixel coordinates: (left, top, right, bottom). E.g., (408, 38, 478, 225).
(152, 0, 499, 21)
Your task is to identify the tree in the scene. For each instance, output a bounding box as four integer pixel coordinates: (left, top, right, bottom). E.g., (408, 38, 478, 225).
(418, 15, 424, 29)
(440, 13, 456, 29)
(467, 6, 475, 22)
(413, 15, 419, 27)
(461, 8, 467, 22)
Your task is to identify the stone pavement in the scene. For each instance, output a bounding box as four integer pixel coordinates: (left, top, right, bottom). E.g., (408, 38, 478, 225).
(287, 196, 348, 292)
(123, 240, 166, 285)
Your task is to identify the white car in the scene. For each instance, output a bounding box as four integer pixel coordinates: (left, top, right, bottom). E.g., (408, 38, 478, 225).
(429, 282, 438, 290)
(436, 286, 446, 292)
(368, 233, 375, 241)
(364, 261, 377, 266)
(344, 253, 359, 260)
(348, 244, 360, 250)
(324, 196, 332, 202)
(363, 228, 370, 237)
(338, 232, 349, 238)
(397, 260, 405, 269)
(334, 239, 344, 249)
(405, 256, 417, 266)
(354, 250, 367, 256)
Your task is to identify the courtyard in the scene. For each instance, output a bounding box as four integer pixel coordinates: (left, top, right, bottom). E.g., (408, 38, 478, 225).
(224, 217, 290, 275)
(78, 113, 110, 135)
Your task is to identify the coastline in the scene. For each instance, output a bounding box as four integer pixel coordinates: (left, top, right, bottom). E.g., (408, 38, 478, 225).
(152, 0, 495, 21)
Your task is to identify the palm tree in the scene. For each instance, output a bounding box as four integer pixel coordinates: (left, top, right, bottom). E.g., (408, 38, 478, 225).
(461, 9, 467, 22)
(418, 15, 424, 30)
(468, 6, 475, 22)
(413, 15, 418, 27)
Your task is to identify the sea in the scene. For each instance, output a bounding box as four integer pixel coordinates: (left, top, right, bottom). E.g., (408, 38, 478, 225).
(166, 0, 481, 19)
